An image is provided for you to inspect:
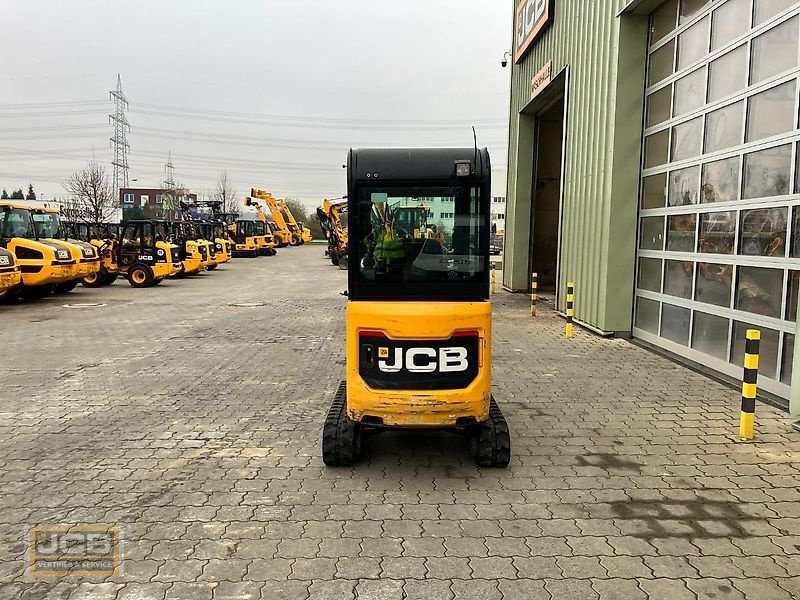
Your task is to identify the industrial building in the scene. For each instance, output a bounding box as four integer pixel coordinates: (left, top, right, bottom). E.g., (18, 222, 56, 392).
(503, 0, 800, 400)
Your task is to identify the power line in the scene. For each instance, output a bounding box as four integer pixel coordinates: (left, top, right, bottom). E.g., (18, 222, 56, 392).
(131, 101, 506, 126)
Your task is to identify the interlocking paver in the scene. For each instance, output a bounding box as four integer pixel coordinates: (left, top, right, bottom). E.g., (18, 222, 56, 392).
(1, 248, 798, 600)
(403, 579, 455, 600)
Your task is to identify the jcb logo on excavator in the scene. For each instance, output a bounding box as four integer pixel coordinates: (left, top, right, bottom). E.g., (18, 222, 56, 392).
(377, 347, 469, 374)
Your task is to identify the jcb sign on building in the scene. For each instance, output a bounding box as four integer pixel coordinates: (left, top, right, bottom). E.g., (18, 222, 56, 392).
(515, 0, 553, 63)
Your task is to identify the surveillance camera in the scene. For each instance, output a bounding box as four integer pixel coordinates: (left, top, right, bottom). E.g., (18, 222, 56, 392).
(501, 58, 508, 68)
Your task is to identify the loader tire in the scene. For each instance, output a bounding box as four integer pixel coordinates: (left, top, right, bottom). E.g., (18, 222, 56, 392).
(322, 381, 361, 467)
(81, 271, 103, 288)
(128, 265, 154, 288)
(101, 272, 118, 286)
(475, 397, 511, 468)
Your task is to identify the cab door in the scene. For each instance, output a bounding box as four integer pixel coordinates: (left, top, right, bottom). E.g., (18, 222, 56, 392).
(118, 222, 142, 268)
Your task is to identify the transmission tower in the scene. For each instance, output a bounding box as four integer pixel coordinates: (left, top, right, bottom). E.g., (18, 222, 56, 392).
(163, 152, 178, 219)
(109, 74, 130, 193)
(164, 151, 176, 189)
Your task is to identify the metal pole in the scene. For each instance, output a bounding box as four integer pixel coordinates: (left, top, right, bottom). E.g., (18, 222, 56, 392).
(491, 263, 497, 295)
(791, 300, 800, 428)
(566, 282, 574, 338)
(531, 272, 538, 317)
(739, 329, 760, 441)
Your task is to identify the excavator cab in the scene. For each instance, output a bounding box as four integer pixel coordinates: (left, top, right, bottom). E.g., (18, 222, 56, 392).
(322, 147, 510, 468)
(229, 219, 261, 257)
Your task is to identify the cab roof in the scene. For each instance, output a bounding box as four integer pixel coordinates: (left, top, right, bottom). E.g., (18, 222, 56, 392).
(348, 147, 491, 182)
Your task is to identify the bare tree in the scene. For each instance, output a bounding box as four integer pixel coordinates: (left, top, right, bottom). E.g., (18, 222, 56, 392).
(215, 170, 238, 213)
(63, 160, 116, 222)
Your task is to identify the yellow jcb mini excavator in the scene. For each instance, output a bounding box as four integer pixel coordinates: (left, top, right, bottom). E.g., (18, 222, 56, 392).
(317, 199, 348, 266)
(322, 147, 510, 468)
(0, 247, 22, 300)
(0, 202, 78, 299)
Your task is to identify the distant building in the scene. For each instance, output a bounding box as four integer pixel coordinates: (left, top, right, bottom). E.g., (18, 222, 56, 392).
(119, 187, 197, 218)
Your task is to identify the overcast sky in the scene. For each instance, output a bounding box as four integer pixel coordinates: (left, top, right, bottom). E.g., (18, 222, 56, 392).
(1, 0, 511, 211)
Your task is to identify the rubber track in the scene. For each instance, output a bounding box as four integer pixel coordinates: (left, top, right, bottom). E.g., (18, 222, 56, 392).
(476, 397, 511, 468)
(322, 381, 359, 466)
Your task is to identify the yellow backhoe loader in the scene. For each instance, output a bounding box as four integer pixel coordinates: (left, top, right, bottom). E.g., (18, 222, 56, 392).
(317, 199, 348, 266)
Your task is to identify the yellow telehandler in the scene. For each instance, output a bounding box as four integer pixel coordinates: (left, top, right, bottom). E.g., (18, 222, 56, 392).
(249, 189, 296, 246)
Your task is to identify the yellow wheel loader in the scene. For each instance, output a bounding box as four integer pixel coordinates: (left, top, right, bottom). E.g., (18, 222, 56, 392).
(0, 202, 78, 299)
(199, 221, 232, 266)
(0, 247, 22, 300)
(117, 220, 182, 287)
(322, 147, 510, 468)
(160, 221, 204, 277)
(65, 222, 121, 287)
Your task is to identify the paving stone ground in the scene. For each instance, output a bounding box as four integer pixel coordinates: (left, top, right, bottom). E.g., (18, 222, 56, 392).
(1, 245, 799, 600)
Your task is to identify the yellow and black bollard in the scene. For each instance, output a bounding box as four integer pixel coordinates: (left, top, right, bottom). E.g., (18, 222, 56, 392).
(739, 329, 760, 441)
(491, 263, 497, 295)
(531, 272, 538, 317)
(566, 282, 575, 338)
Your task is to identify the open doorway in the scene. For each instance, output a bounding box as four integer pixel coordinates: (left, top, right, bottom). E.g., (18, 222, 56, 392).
(530, 96, 564, 291)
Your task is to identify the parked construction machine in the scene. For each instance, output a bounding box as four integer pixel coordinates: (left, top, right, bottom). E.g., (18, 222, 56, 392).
(249, 189, 296, 246)
(198, 220, 232, 265)
(160, 221, 205, 277)
(31, 206, 101, 294)
(0, 246, 22, 299)
(0, 202, 80, 299)
(322, 147, 510, 468)
(64, 221, 120, 287)
(279, 199, 312, 244)
(317, 199, 348, 266)
(120, 220, 182, 286)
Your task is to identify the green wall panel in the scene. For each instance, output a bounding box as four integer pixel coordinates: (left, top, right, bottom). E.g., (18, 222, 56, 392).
(503, 0, 649, 333)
